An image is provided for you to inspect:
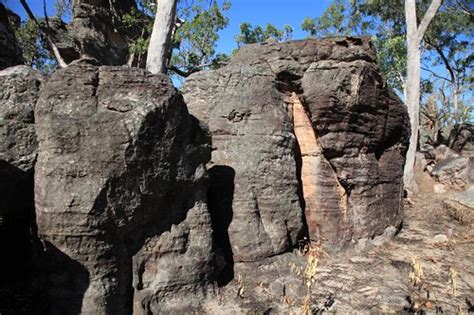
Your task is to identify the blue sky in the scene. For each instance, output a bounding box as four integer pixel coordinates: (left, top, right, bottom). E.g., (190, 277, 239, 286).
(215, 0, 331, 53)
(5, 0, 332, 55)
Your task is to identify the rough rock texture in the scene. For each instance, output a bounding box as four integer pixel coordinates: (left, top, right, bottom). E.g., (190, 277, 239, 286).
(183, 37, 409, 257)
(431, 156, 474, 190)
(444, 186, 474, 224)
(435, 144, 460, 161)
(447, 123, 473, 154)
(51, 0, 138, 65)
(0, 4, 24, 70)
(0, 65, 42, 314)
(35, 61, 215, 314)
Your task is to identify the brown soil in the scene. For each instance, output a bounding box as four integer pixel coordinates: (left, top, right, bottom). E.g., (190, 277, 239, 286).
(207, 190, 474, 314)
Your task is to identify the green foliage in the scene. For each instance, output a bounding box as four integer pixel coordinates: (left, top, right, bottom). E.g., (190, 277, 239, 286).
(122, 6, 152, 66)
(123, 0, 231, 77)
(303, 0, 472, 130)
(171, 0, 231, 76)
(235, 22, 293, 47)
(302, 0, 408, 93)
(301, 0, 355, 37)
(54, 0, 72, 19)
(14, 19, 56, 74)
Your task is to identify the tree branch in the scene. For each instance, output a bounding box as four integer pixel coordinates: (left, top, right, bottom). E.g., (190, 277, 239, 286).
(416, 0, 443, 43)
(456, 0, 473, 15)
(169, 65, 193, 77)
(169, 59, 228, 77)
(424, 36, 456, 83)
(19, 0, 68, 68)
(421, 66, 450, 82)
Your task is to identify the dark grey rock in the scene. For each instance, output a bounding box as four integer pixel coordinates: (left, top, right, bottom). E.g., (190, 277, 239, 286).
(51, 0, 139, 65)
(0, 4, 24, 70)
(35, 61, 215, 314)
(183, 37, 409, 256)
(0, 65, 42, 314)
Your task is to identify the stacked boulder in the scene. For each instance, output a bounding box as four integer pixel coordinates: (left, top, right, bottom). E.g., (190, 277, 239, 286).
(1, 4, 411, 310)
(34, 61, 215, 314)
(183, 37, 410, 255)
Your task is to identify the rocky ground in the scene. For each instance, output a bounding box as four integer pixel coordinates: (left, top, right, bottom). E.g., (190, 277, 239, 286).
(206, 190, 474, 314)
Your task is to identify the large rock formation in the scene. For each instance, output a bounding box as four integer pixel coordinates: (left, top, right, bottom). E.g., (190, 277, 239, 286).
(183, 37, 409, 256)
(0, 65, 42, 313)
(34, 60, 215, 314)
(0, 4, 24, 69)
(51, 0, 139, 65)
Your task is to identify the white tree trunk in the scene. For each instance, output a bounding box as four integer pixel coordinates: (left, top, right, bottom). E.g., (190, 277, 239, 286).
(453, 84, 459, 116)
(146, 0, 177, 74)
(403, 0, 442, 191)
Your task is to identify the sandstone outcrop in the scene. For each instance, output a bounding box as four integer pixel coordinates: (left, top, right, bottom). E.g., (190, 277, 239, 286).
(34, 60, 215, 314)
(0, 65, 42, 313)
(431, 156, 474, 190)
(51, 0, 139, 65)
(183, 37, 409, 256)
(0, 4, 24, 69)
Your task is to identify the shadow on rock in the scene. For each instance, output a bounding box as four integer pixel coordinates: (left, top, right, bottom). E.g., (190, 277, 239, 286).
(208, 165, 235, 286)
(38, 241, 90, 315)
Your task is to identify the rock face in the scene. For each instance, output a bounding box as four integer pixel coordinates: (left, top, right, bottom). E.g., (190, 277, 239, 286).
(444, 187, 474, 224)
(35, 61, 215, 314)
(183, 37, 409, 255)
(431, 156, 474, 190)
(0, 65, 42, 313)
(51, 0, 138, 65)
(0, 66, 41, 263)
(0, 4, 24, 69)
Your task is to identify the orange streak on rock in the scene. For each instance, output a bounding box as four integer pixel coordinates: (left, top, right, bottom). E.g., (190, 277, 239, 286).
(291, 92, 349, 240)
(291, 92, 321, 238)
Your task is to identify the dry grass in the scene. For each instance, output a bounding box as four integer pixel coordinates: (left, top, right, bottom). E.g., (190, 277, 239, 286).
(406, 256, 437, 312)
(446, 203, 473, 225)
(447, 267, 458, 296)
(236, 274, 244, 298)
(301, 240, 324, 315)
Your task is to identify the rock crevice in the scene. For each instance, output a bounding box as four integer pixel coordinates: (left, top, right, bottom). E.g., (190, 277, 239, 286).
(183, 37, 409, 253)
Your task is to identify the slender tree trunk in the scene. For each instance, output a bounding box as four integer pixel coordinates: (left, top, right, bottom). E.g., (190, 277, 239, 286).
(403, 0, 442, 191)
(146, 0, 177, 74)
(404, 43, 421, 189)
(453, 84, 459, 116)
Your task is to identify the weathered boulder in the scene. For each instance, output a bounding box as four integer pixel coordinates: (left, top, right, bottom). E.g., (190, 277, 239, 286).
(444, 186, 474, 224)
(183, 37, 409, 256)
(0, 4, 24, 69)
(0, 66, 41, 256)
(0, 65, 42, 313)
(35, 60, 215, 314)
(431, 156, 474, 190)
(434, 144, 460, 161)
(51, 0, 139, 65)
(447, 123, 473, 154)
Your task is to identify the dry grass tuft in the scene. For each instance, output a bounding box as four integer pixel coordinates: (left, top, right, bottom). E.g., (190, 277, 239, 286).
(447, 267, 458, 296)
(236, 274, 245, 298)
(447, 204, 473, 225)
(409, 256, 424, 287)
(301, 240, 324, 315)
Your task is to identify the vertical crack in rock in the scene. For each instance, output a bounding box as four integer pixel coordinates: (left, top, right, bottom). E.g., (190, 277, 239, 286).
(184, 37, 408, 255)
(289, 92, 349, 240)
